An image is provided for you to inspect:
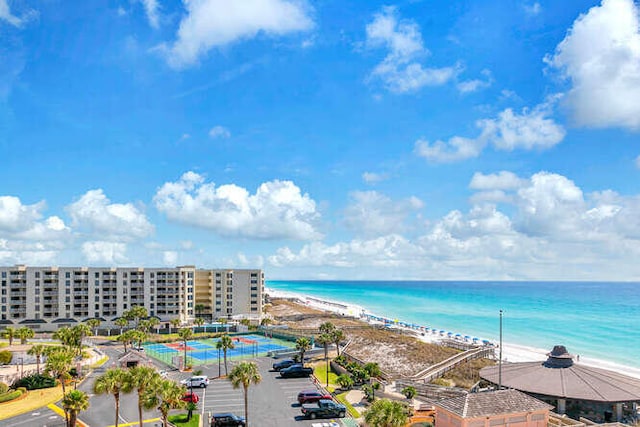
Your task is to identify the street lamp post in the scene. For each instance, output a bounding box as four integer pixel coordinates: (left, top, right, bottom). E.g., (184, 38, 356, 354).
(18, 357, 24, 379)
(218, 348, 221, 378)
(499, 309, 503, 390)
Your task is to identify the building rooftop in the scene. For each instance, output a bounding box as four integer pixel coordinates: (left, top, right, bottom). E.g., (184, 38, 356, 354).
(435, 389, 553, 418)
(480, 346, 640, 403)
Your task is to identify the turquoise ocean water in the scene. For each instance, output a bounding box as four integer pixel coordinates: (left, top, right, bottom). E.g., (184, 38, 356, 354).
(267, 280, 640, 369)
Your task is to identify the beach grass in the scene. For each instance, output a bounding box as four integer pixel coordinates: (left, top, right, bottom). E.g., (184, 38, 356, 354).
(168, 413, 199, 427)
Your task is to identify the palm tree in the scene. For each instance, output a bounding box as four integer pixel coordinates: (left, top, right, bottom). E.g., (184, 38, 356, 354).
(86, 318, 101, 336)
(125, 305, 148, 330)
(363, 399, 409, 427)
(93, 368, 130, 427)
(144, 378, 186, 427)
(54, 327, 76, 351)
(228, 361, 262, 427)
(45, 347, 73, 394)
(331, 328, 345, 356)
(146, 317, 160, 334)
(115, 317, 129, 335)
(319, 321, 335, 335)
(128, 366, 161, 427)
(16, 326, 35, 344)
(194, 304, 205, 319)
(117, 330, 136, 352)
(1, 326, 16, 346)
(177, 328, 194, 369)
(169, 318, 181, 334)
(27, 344, 47, 374)
(72, 324, 92, 356)
(216, 335, 235, 376)
(194, 317, 205, 330)
(62, 389, 90, 427)
(295, 337, 312, 365)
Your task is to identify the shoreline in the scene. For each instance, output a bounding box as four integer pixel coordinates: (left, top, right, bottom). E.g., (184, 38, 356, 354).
(265, 286, 640, 380)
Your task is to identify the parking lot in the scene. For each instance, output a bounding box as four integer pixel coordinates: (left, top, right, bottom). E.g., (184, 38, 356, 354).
(172, 357, 347, 427)
(1, 348, 347, 427)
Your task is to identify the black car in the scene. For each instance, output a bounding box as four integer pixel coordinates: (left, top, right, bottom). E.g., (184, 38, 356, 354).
(280, 364, 313, 378)
(211, 413, 246, 427)
(272, 358, 296, 371)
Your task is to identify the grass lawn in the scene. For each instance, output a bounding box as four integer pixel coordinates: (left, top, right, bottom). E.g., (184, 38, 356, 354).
(0, 385, 64, 421)
(168, 413, 199, 427)
(311, 362, 339, 392)
(90, 356, 109, 368)
(335, 392, 361, 418)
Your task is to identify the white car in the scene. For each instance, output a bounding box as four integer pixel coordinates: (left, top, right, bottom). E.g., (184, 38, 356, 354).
(181, 375, 209, 388)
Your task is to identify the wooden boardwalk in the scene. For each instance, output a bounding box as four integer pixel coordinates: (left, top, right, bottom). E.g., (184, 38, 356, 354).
(410, 346, 494, 383)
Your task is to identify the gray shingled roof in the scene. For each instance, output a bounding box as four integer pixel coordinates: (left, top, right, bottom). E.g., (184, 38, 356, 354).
(480, 359, 640, 403)
(435, 389, 552, 418)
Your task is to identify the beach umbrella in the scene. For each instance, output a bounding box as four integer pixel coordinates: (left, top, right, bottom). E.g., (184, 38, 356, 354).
(447, 332, 453, 337)
(482, 339, 490, 345)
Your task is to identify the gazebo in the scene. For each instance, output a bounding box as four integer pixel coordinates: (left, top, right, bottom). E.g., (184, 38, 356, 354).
(480, 345, 640, 422)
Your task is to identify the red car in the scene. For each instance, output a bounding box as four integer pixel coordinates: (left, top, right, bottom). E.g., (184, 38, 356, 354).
(297, 390, 332, 404)
(182, 392, 199, 403)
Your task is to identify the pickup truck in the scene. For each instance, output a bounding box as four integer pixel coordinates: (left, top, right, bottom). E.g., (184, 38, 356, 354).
(279, 364, 313, 378)
(301, 399, 347, 419)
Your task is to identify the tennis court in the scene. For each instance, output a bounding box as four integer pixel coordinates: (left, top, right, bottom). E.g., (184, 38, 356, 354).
(144, 333, 295, 366)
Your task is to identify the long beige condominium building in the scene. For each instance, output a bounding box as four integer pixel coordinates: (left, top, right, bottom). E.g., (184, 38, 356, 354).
(0, 265, 263, 331)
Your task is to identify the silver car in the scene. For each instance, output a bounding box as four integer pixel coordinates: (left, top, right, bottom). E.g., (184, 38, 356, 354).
(181, 375, 209, 388)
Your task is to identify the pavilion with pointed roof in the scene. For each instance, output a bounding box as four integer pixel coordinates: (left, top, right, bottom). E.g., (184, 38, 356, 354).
(480, 345, 640, 422)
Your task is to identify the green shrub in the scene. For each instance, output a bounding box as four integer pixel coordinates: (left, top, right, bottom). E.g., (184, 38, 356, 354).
(402, 386, 417, 399)
(0, 389, 22, 403)
(0, 382, 8, 393)
(0, 350, 12, 364)
(13, 374, 56, 390)
(334, 355, 347, 366)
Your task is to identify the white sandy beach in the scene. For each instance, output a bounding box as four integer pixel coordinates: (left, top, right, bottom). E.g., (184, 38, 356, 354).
(266, 286, 640, 380)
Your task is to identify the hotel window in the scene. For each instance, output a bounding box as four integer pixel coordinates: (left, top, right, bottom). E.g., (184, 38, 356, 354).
(65, 272, 70, 278)
(35, 272, 40, 278)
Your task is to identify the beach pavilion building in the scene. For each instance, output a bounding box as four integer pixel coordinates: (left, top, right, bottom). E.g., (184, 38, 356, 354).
(480, 346, 640, 423)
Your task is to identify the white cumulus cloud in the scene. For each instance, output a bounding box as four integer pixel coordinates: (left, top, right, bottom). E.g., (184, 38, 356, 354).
(0, 0, 32, 27)
(140, 0, 160, 28)
(366, 6, 459, 93)
(546, 0, 640, 129)
(0, 196, 70, 240)
(362, 171, 389, 184)
(415, 101, 565, 162)
(67, 190, 154, 240)
(163, 0, 313, 69)
(470, 171, 527, 190)
(209, 125, 231, 139)
(82, 241, 128, 264)
(154, 171, 321, 240)
(343, 191, 423, 237)
(163, 250, 178, 266)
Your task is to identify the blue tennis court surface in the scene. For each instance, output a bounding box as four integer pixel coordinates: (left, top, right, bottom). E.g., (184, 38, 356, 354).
(144, 333, 295, 366)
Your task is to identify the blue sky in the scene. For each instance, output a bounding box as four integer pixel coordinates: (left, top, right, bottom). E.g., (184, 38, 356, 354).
(1, 0, 640, 280)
